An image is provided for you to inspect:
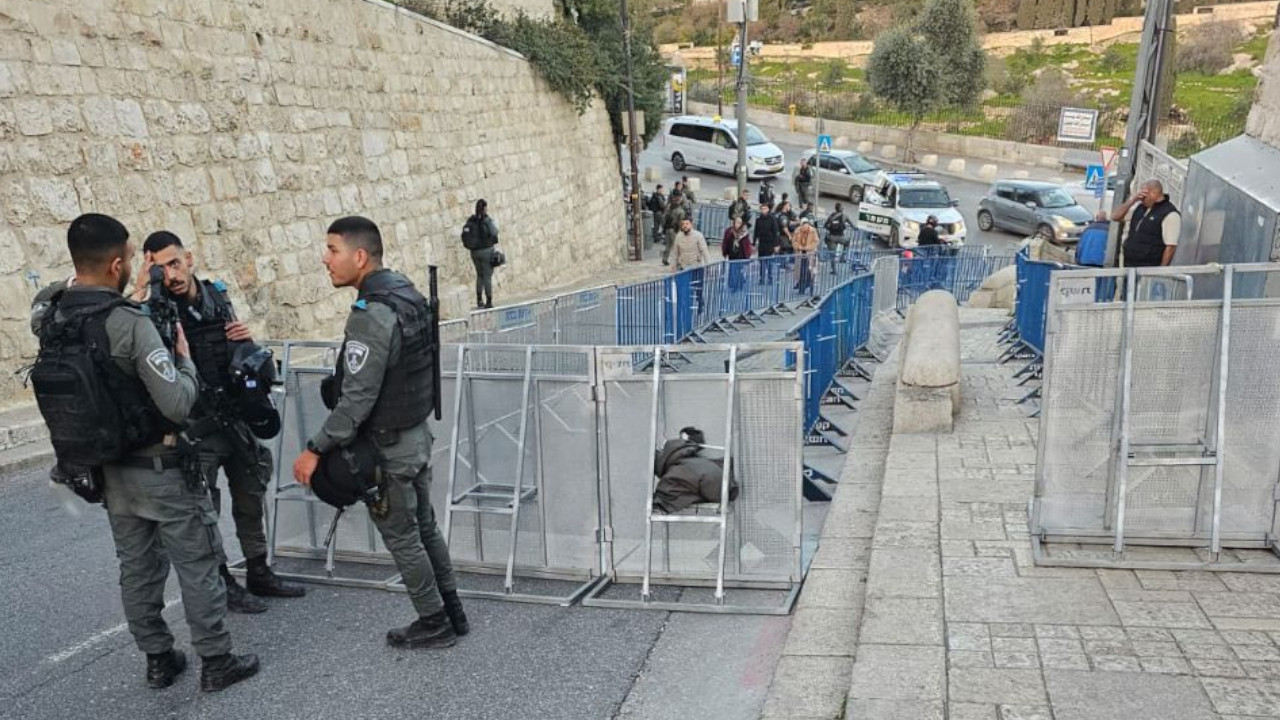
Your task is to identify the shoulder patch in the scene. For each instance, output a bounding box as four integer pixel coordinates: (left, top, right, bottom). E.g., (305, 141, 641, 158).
(212, 279, 227, 292)
(344, 341, 370, 374)
(352, 299, 368, 310)
(145, 348, 178, 383)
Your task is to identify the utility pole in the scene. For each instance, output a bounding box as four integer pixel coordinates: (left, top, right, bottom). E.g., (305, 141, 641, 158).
(1104, 0, 1174, 267)
(731, 0, 756, 197)
(717, 27, 725, 117)
(621, 0, 644, 262)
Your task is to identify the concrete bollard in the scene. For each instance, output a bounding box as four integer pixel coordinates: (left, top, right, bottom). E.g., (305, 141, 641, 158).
(881, 144, 899, 159)
(836, 136, 849, 148)
(1012, 170, 1030, 179)
(920, 154, 938, 168)
(978, 164, 998, 180)
(947, 158, 966, 174)
(723, 186, 736, 201)
(643, 166, 661, 182)
(685, 177, 702, 193)
(857, 141, 874, 154)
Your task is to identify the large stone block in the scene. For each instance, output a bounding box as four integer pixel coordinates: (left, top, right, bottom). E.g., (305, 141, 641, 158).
(895, 290, 960, 433)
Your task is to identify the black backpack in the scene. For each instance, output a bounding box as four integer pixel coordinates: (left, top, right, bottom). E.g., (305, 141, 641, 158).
(30, 295, 146, 467)
(461, 216, 484, 251)
(826, 212, 846, 235)
(647, 192, 665, 213)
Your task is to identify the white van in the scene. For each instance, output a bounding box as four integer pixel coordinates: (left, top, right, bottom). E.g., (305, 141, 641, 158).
(660, 116, 785, 179)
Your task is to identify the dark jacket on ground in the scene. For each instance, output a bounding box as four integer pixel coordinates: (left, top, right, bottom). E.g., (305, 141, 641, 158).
(652, 438, 739, 514)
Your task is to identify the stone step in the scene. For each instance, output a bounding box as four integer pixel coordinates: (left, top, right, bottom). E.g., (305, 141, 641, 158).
(0, 403, 49, 453)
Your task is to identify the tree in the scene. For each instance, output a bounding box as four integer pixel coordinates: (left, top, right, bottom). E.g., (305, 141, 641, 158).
(914, 0, 986, 107)
(866, 27, 943, 158)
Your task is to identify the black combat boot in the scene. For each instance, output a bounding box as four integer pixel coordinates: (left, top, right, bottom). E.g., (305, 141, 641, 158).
(200, 653, 260, 693)
(221, 566, 267, 614)
(441, 590, 470, 637)
(146, 649, 187, 689)
(244, 555, 306, 598)
(385, 611, 457, 649)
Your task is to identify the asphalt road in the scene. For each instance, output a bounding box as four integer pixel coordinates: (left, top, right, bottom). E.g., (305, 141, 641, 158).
(639, 136, 1074, 257)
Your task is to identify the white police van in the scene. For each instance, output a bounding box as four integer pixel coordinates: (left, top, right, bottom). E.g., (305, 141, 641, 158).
(857, 172, 966, 248)
(660, 115, 785, 179)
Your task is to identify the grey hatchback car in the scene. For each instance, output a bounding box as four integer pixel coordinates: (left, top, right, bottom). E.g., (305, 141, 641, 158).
(976, 180, 1093, 242)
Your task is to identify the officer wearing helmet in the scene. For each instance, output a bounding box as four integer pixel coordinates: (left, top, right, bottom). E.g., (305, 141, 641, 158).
(132, 231, 305, 613)
(292, 216, 466, 650)
(917, 215, 943, 247)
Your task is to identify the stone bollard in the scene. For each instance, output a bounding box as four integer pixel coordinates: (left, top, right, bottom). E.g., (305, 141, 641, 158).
(1012, 170, 1030, 179)
(643, 166, 661, 182)
(685, 177, 702, 193)
(857, 141, 874, 154)
(920, 154, 938, 168)
(894, 290, 961, 433)
(723, 186, 736, 201)
(881, 144, 899, 159)
(947, 158, 966, 174)
(978, 164, 998, 180)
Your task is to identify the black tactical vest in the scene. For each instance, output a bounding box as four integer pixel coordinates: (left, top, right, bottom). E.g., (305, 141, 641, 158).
(333, 270, 436, 431)
(31, 289, 177, 465)
(179, 279, 237, 392)
(1123, 198, 1179, 268)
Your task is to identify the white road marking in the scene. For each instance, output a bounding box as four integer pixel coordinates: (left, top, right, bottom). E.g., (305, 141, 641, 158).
(44, 598, 182, 664)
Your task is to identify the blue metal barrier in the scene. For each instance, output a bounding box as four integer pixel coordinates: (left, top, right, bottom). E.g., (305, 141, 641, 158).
(1014, 251, 1073, 356)
(616, 276, 667, 345)
(696, 203, 733, 241)
(787, 273, 874, 432)
(897, 251, 1014, 310)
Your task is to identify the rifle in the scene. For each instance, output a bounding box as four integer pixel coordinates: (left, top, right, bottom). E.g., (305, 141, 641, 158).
(428, 265, 441, 421)
(145, 265, 180, 351)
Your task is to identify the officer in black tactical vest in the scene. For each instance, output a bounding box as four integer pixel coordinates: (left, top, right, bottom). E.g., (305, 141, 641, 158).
(1112, 179, 1182, 268)
(28, 214, 258, 692)
(292, 216, 467, 649)
(131, 231, 305, 613)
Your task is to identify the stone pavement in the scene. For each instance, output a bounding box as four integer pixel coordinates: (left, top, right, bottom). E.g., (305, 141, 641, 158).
(768, 307, 1280, 719)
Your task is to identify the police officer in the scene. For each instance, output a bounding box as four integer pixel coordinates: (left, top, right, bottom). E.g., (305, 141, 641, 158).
(291, 216, 467, 649)
(661, 190, 688, 267)
(131, 231, 305, 614)
(29, 214, 258, 691)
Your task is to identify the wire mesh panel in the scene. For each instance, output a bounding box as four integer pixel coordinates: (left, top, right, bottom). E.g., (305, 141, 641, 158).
(467, 298, 557, 345)
(1033, 265, 1280, 570)
(554, 285, 617, 346)
(872, 255, 900, 317)
(616, 277, 667, 346)
(595, 343, 803, 589)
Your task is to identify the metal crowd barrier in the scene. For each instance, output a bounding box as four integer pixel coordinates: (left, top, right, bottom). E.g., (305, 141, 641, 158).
(1031, 263, 1280, 572)
(787, 273, 874, 431)
(467, 285, 617, 346)
(896, 247, 1013, 310)
(696, 202, 733, 241)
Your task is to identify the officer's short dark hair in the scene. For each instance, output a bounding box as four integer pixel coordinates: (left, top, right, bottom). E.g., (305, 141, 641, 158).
(67, 213, 129, 272)
(327, 216, 383, 261)
(142, 230, 184, 255)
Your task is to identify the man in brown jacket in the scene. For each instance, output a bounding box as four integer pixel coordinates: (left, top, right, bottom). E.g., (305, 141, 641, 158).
(792, 216, 820, 294)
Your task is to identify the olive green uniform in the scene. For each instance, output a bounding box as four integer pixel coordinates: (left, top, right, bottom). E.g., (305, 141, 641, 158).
(34, 286, 232, 658)
(310, 296, 456, 616)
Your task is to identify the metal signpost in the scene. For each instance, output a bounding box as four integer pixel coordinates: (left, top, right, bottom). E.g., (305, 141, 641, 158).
(816, 133, 832, 216)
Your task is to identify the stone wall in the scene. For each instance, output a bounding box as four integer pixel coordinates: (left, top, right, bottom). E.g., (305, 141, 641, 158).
(0, 0, 626, 406)
(1247, 22, 1280, 147)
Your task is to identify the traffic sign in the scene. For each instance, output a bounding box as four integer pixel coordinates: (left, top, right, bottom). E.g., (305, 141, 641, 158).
(817, 134, 833, 153)
(1100, 145, 1118, 171)
(1085, 164, 1106, 190)
(730, 46, 741, 68)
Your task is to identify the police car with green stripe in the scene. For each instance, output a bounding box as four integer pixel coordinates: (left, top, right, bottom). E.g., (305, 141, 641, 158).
(856, 171, 966, 248)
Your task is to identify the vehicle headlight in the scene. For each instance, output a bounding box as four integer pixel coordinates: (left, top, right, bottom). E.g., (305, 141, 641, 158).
(749, 156, 762, 165)
(1053, 215, 1074, 228)
(954, 221, 965, 233)
(904, 220, 920, 232)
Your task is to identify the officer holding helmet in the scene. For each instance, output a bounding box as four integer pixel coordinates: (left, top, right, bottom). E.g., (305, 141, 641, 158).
(132, 231, 305, 613)
(292, 216, 466, 650)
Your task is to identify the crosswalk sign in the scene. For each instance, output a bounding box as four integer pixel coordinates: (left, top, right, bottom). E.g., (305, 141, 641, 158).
(817, 134, 833, 153)
(1085, 164, 1105, 190)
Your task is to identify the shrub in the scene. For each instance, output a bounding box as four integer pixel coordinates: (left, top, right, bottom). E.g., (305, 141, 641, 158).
(1007, 67, 1083, 142)
(1177, 20, 1246, 74)
(1099, 44, 1129, 73)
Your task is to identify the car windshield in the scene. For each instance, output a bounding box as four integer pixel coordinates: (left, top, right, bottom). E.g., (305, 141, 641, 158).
(745, 125, 770, 146)
(899, 187, 951, 208)
(1037, 188, 1076, 209)
(845, 155, 876, 173)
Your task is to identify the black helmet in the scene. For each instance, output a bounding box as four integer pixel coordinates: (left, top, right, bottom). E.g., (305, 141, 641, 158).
(229, 343, 281, 439)
(926, 215, 939, 226)
(310, 436, 383, 509)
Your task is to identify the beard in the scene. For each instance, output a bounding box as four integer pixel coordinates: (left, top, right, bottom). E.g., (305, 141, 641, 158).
(117, 267, 132, 294)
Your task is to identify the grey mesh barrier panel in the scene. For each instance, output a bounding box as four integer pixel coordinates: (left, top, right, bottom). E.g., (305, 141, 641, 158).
(435, 344, 601, 604)
(872, 255, 899, 317)
(552, 285, 618, 346)
(1031, 264, 1280, 572)
(584, 342, 805, 614)
(467, 298, 557, 346)
(439, 318, 469, 345)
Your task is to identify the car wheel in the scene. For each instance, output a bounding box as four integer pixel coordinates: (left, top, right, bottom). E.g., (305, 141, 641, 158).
(1036, 223, 1055, 241)
(848, 184, 863, 203)
(977, 209, 994, 232)
(889, 226, 900, 248)
(671, 153, 686, 172)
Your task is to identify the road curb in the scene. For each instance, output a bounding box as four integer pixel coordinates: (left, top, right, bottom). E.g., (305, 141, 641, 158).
(0, 446, 53, 480)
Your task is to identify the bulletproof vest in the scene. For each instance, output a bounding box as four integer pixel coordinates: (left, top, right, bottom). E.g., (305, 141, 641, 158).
(332, 269, 436, 432)
(179, 279, 237, 392)
(30, 289, 176, 466)
(1123, 199, 1178, 267)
